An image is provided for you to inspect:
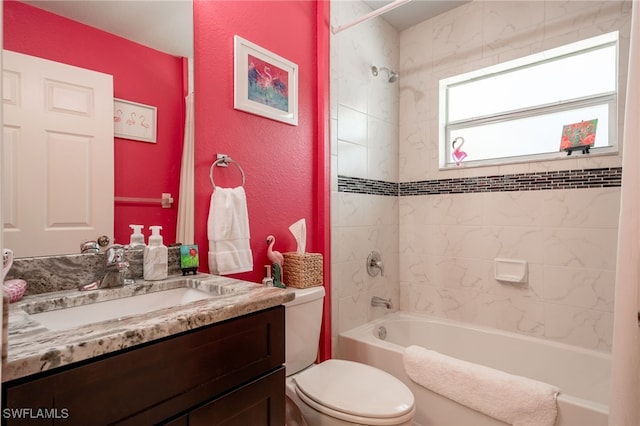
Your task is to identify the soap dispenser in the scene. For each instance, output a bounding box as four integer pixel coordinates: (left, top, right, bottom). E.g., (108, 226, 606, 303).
(128, 224, 145, 249)
(143, 225, 168, 280)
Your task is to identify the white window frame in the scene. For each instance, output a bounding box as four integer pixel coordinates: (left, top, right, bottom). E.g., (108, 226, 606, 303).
(438, 31, 619, 169)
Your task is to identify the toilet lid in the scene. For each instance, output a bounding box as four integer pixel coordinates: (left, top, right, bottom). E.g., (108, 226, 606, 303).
(294, 359, 414, 420)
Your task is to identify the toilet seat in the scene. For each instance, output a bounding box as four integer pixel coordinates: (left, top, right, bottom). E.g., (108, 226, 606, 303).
(293, 359, 415, 425)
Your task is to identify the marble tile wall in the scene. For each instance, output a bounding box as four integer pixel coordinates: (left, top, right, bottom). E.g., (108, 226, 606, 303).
(399, 187, 620, 352)
(332, 0, 632, 355)
(398, 0, 631, 352)
(331, 0, 400, 353)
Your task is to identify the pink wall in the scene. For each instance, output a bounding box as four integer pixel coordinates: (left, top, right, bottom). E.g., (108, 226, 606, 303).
(3, 0, 185, 247)
(194, 1, 331, 358)
(5, 0, 331, 359)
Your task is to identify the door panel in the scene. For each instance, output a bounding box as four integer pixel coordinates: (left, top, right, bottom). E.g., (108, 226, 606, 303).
(2, 50, 113, 257)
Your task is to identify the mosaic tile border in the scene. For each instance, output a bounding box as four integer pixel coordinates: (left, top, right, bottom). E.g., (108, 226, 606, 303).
(338, 176, 399, 196)
(338, 167, 622, 197)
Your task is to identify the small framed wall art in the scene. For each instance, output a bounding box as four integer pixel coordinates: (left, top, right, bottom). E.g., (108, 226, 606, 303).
(113, 98, 157, 143)
(234, 35, 298, 126)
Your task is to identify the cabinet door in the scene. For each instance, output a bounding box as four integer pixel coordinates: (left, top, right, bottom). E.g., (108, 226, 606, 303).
(188, 367, 285, 426)
(3, 307, 285, 425)
(163, 415, 188, 426)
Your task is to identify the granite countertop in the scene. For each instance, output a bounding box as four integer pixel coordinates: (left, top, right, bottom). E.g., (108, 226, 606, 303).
(2, 274, 294, 382)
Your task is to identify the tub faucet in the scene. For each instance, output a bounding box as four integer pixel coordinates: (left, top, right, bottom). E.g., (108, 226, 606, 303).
(79, 245, 130, 291)
(371, 296, 393, 309)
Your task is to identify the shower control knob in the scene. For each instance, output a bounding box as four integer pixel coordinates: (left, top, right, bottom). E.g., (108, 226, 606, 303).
(367, 251, 385, 277)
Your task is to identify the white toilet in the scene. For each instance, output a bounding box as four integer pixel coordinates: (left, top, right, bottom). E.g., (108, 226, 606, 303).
(284, 286, 415, 426)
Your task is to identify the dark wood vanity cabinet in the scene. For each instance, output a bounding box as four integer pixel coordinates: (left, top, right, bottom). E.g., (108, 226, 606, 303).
(2, 306, 286, 425)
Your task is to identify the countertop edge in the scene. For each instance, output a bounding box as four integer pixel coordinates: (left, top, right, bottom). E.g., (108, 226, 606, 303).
(3, 278, 295, 383)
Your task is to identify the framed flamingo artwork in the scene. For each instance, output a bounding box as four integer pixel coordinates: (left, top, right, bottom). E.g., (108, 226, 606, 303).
(113, 99, 157, 143)
(234, 35, 298, 126)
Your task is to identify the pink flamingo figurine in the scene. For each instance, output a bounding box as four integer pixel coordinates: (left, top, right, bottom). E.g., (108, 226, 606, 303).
(451, 136, 467, 166)
(266, 235, 284, 270)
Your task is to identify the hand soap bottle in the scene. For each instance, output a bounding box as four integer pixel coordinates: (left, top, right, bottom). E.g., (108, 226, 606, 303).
(143, 225, 168, 280)
(127, 224, 146, 281)
(128, 224, 145, 249)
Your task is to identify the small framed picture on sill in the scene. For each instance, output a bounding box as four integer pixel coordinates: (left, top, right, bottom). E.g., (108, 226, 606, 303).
(560, 118, 598, 155)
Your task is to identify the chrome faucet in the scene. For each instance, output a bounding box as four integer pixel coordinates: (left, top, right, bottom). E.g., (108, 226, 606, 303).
(80, 236, 111, 254)
(80, 240, 100, 254)
(79, 245, 130, 291)
(371, 296, 393, 309)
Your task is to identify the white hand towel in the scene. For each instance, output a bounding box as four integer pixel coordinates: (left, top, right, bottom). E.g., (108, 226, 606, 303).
(207, 187, 253, 275)
(403, 345, 559, 426)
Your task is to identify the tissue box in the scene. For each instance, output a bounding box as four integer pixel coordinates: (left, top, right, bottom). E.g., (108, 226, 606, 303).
(283, 252, 323, 288)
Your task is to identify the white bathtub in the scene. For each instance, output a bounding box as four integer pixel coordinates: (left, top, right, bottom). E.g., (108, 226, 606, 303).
(339, 312, 610, 426)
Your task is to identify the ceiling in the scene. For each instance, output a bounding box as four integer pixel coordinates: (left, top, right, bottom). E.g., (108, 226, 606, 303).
(360, 0, 469, 32)
(21, 0, 194, 58)
(21, 0, 468, 59)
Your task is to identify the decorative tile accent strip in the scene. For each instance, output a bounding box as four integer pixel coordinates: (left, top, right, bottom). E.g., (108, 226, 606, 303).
(338, 175, 399, 196)
(338, 168, 622, 197)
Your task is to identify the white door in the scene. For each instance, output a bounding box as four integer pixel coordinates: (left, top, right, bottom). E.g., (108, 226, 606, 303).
(2, 50, 114, 257)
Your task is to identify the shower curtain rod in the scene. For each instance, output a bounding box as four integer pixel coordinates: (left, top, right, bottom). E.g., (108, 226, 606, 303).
(331, 0, 412, 34)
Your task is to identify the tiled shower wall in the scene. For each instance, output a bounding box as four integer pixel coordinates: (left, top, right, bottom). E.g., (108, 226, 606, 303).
(399, 179, 621, 352)
(398, 1, 631, 353)
(331, 0, 400, 352)
(332, 0, 632, 354)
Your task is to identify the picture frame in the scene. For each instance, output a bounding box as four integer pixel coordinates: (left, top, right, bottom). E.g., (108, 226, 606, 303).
(560, 118, 598, 155)
(234, 35, 298, 126)
(113, 98, 157, 143)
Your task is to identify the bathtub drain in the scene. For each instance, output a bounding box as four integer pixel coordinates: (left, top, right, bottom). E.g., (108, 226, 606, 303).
(376, 325, 387, 340)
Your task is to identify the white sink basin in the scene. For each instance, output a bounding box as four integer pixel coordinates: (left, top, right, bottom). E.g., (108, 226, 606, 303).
(29, 287, 218, 331)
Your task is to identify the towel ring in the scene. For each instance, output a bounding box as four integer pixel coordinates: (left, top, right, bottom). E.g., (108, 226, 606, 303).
(209, 156, 246, 188)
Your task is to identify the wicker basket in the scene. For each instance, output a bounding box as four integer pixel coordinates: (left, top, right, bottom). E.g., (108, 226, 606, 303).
(283, 252, 323, 288)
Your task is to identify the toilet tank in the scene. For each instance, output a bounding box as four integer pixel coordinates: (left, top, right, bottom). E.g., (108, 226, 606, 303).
(283, 286, 325, 376)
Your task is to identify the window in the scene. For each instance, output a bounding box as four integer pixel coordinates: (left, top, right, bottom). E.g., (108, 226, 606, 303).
(439, 32, 618, 168)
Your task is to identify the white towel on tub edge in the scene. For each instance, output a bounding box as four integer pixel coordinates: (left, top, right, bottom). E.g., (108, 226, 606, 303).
(402, 345, 559, 426)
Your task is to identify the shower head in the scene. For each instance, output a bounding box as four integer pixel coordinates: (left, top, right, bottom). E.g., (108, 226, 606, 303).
(371, 65, 399, 83)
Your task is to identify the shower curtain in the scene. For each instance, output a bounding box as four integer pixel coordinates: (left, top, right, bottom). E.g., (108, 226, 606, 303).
(176, 92, 195, 244)
(609, 3, 640, 425)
